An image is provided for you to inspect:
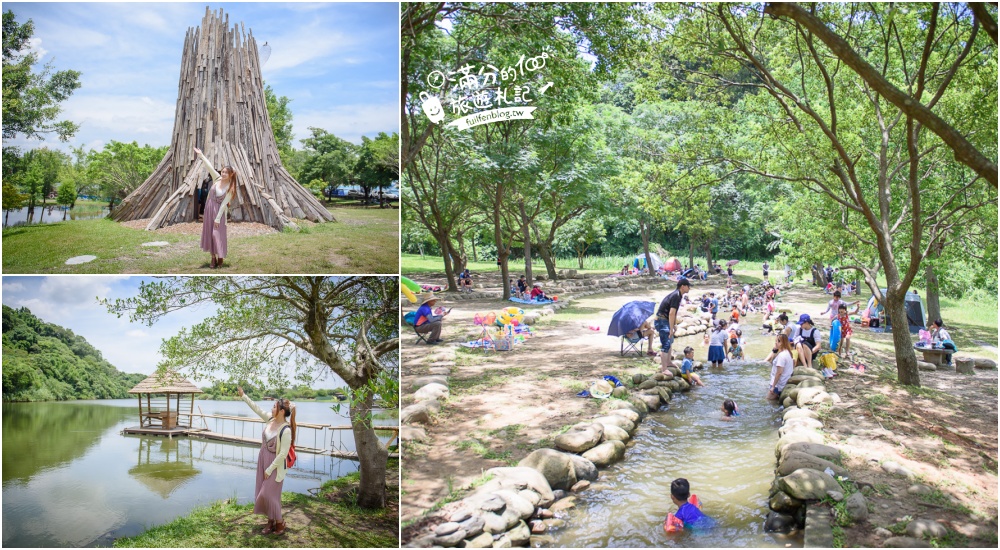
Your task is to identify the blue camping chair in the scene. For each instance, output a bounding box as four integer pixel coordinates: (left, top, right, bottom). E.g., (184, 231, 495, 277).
(621, 332, 646, 356)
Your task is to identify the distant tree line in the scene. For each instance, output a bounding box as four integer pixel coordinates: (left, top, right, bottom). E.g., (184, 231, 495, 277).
(2, 305, 146, 401)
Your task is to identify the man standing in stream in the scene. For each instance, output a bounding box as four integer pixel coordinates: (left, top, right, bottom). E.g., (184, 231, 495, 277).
(655, 277, 692, 371)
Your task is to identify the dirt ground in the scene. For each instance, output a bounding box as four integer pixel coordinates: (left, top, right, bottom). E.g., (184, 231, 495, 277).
(400, 272, 998, 546)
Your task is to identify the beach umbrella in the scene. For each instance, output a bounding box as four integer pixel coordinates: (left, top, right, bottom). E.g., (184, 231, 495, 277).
(607, 301, 656, 337)
(726, 259, 740, 266)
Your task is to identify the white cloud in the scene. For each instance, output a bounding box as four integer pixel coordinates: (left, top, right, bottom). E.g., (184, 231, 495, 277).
(38, 276, 129, 307)
(125, 329, 148, 338)
(2, 282, 26, 293)
(261, 27, 361, 72)
(296, 103, 399, 144)
(60, 95, 176, 146)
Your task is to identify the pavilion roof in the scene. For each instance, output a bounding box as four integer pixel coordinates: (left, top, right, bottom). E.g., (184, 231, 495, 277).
(128, 371, 203, 394)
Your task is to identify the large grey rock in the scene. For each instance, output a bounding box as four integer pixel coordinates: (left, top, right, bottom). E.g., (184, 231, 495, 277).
(464, 532, 494, 548)
(554, 423, 603, 453)
(906, 519, 948, 540)
(779, 423, 823, 439)
(401, 401, 435, 424)
(565, 453, 598, 482)
(783, 417, 824, 431)
(517, 489, 540, 507)
(591, 415, 636, 434)
(626, 397, 649, 418)
(769, 490, 803, 513)
(433, 528, 467, 547)
(609, 409, 639, 423)
(803, 506, 834, 548)
(796, 386, 833, 407)
(881, 460, 916, 480)
(507, 520, 531, 546)
(482, 467, 555, 507)
(764, 511, 796, 533)
(955, 357, 975, 374)
(410, 375, 449, 391)
(917, 361, 937, 371)
(793, 366, 824, 378)
(582, 440, 626, 467)
(656, 387, 672, 404)
(907, 484, 933, 496)
(777, 450, 848, 477)
(434, 522, 461, 536)
(638, 379, 658, 390)
(844, 492, 868, 523)
(775, 430, 826, 455)
(414, 382, 449, 402)
(494, 490, 535, 520)
(518, 449, 577, 491)
(787, 374, 824, 385)
(400, 426, 427, 441)
(779, 468, 841, 500)
(779, 442, 841, 462)
(636, 393, 662, 411)
(481, 511, 507, 534)
(796, 378, 824, 388)
(974, 358, 997, 369)
(611, 386, 628, 399)
(601, 424, 631, 442)
(783, 407, 820, 421)
(884, 536, 932, 548)
(458, 514, 485, 538)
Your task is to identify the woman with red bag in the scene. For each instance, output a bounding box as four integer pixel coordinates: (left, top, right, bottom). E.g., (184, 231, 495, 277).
(238, 386, 296, 535)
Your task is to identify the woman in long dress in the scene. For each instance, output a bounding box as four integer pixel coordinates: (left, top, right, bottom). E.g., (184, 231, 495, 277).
(238, 386, 296, 535)
(193, 146, 237, 268)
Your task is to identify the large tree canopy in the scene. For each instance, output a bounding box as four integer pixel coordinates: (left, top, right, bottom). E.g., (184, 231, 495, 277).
(104, 276, 399, 509)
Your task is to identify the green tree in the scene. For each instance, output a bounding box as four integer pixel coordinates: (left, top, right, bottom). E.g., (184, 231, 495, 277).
(86, 141, 167, 209)
(2, 10, 81, 142)
(2, 181, 26, 226)
(56, 180, 76, 216)
(356, 133, 399, 203)
(21, 147, 65, 211)
(299, 128, 358, 197)
(264, 84, 294, 163)
(103, 277, 399, 509)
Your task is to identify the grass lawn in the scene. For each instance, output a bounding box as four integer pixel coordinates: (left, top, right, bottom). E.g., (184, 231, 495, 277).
(2, 207, 398, 274)
(114, 460, 399, 548)
(402, 253, 622, 276)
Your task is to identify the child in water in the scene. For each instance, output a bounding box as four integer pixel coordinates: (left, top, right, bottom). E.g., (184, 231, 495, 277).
(680, 346, 705, 386)
(665, 478, 715, 532)
(722, 398, 739, 418)
(728, 338, 744, 360)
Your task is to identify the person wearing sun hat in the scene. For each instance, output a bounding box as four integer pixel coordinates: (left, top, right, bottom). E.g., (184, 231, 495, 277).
(414, 292, 448, 344)
(791, 313, 821, 367)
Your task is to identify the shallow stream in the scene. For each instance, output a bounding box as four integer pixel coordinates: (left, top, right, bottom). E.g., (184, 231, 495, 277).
(545, 360, 802, 548)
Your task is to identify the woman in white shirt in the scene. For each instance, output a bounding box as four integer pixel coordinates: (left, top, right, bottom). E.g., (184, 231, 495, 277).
(238, 386, 296, 535)
(767, 333, 795, 400)
(194, 146, 237, 268)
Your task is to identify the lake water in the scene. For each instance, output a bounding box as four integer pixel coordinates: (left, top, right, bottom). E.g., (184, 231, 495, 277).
(2, 206, 109, 228)
(1, 399, 396, 547)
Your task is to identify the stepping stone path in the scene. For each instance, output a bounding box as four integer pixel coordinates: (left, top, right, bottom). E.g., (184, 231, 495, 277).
(65, 255, 97, 265)
(141, 241, 170, 247)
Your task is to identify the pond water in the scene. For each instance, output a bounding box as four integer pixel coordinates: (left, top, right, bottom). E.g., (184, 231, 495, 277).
(546, 361, 802, 548)
(2, 399, 396, 547)
(3, 206, 109, 228)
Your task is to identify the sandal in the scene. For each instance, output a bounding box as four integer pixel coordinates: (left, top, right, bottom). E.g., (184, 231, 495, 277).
(262, 520, 275, 534)
(210, 258, 217, 269)
(273, 521, 286, 535)
(216, 258, 224, 268)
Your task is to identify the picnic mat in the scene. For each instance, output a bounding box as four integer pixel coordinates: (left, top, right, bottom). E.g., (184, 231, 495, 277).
(509, 297, 554, 305)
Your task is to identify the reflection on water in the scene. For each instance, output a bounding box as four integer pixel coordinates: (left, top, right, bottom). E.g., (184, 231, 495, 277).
(2, 206, 109, 228)
(548, 362, 801, 548)
(2, 399, 395, 547)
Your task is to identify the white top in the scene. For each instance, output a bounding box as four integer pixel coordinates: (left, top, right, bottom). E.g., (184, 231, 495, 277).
(196, 150, 234, 223)
(932, 327, 951, 343)
(771, 350, 794, 389)
(709, 329, 728, 347)
(241, 394, 292, 481)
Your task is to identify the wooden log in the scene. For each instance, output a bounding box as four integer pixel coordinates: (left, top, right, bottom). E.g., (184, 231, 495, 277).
(955, 357, 975, 375)
(111, 7, 332, 230)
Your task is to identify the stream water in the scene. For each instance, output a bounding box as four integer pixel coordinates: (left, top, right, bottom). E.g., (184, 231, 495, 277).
(2, 399, 395, 547)
(547, 358, 801, 547)
(3, 206, 109, 228)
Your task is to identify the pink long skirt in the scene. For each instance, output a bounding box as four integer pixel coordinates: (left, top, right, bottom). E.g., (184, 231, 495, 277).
(254, 434, 283, 521)
(200, 187, 228, 258)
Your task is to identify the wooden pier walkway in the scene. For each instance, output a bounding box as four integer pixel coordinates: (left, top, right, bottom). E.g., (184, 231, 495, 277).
(123, 411, 399, 460)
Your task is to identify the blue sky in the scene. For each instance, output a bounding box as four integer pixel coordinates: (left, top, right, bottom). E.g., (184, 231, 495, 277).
(1, 276, 343, 389)
(4, 2, 399, 154)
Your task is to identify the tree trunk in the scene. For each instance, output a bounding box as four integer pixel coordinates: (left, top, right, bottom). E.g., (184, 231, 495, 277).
(471, 233, 478, 262)
(924, 262, 941, 324)
(884, 290, 920, 386)
(640, 218, 653, 277)
(536, 241, 558, 280)
(437, 236, 458, 292)
(688, 240, 695, 269)
(703, 241, 713, 274)
(519, 201, 533, 284)
(350, 388, 388, 509)
(494, 207, 511, 300)
(111, 7, 335, 230)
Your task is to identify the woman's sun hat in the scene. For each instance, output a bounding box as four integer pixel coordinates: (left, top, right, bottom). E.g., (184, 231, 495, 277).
(420, 292, 439, 306)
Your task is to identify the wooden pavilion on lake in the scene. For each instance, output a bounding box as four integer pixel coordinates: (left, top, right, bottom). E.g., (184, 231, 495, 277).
(123, 372, 204, 437)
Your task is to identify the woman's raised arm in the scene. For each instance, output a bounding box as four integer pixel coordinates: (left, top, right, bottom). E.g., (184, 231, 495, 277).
(194, 146, 220, 181)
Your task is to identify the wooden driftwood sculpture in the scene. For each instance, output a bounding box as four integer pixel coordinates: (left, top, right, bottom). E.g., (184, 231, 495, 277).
(111, 7, 334, 230)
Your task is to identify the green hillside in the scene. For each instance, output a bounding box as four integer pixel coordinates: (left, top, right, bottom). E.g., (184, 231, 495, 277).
(2, 305, 146, 401)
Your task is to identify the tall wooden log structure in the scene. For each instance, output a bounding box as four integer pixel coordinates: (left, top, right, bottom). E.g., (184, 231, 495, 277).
(111, 7, 334, 230)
